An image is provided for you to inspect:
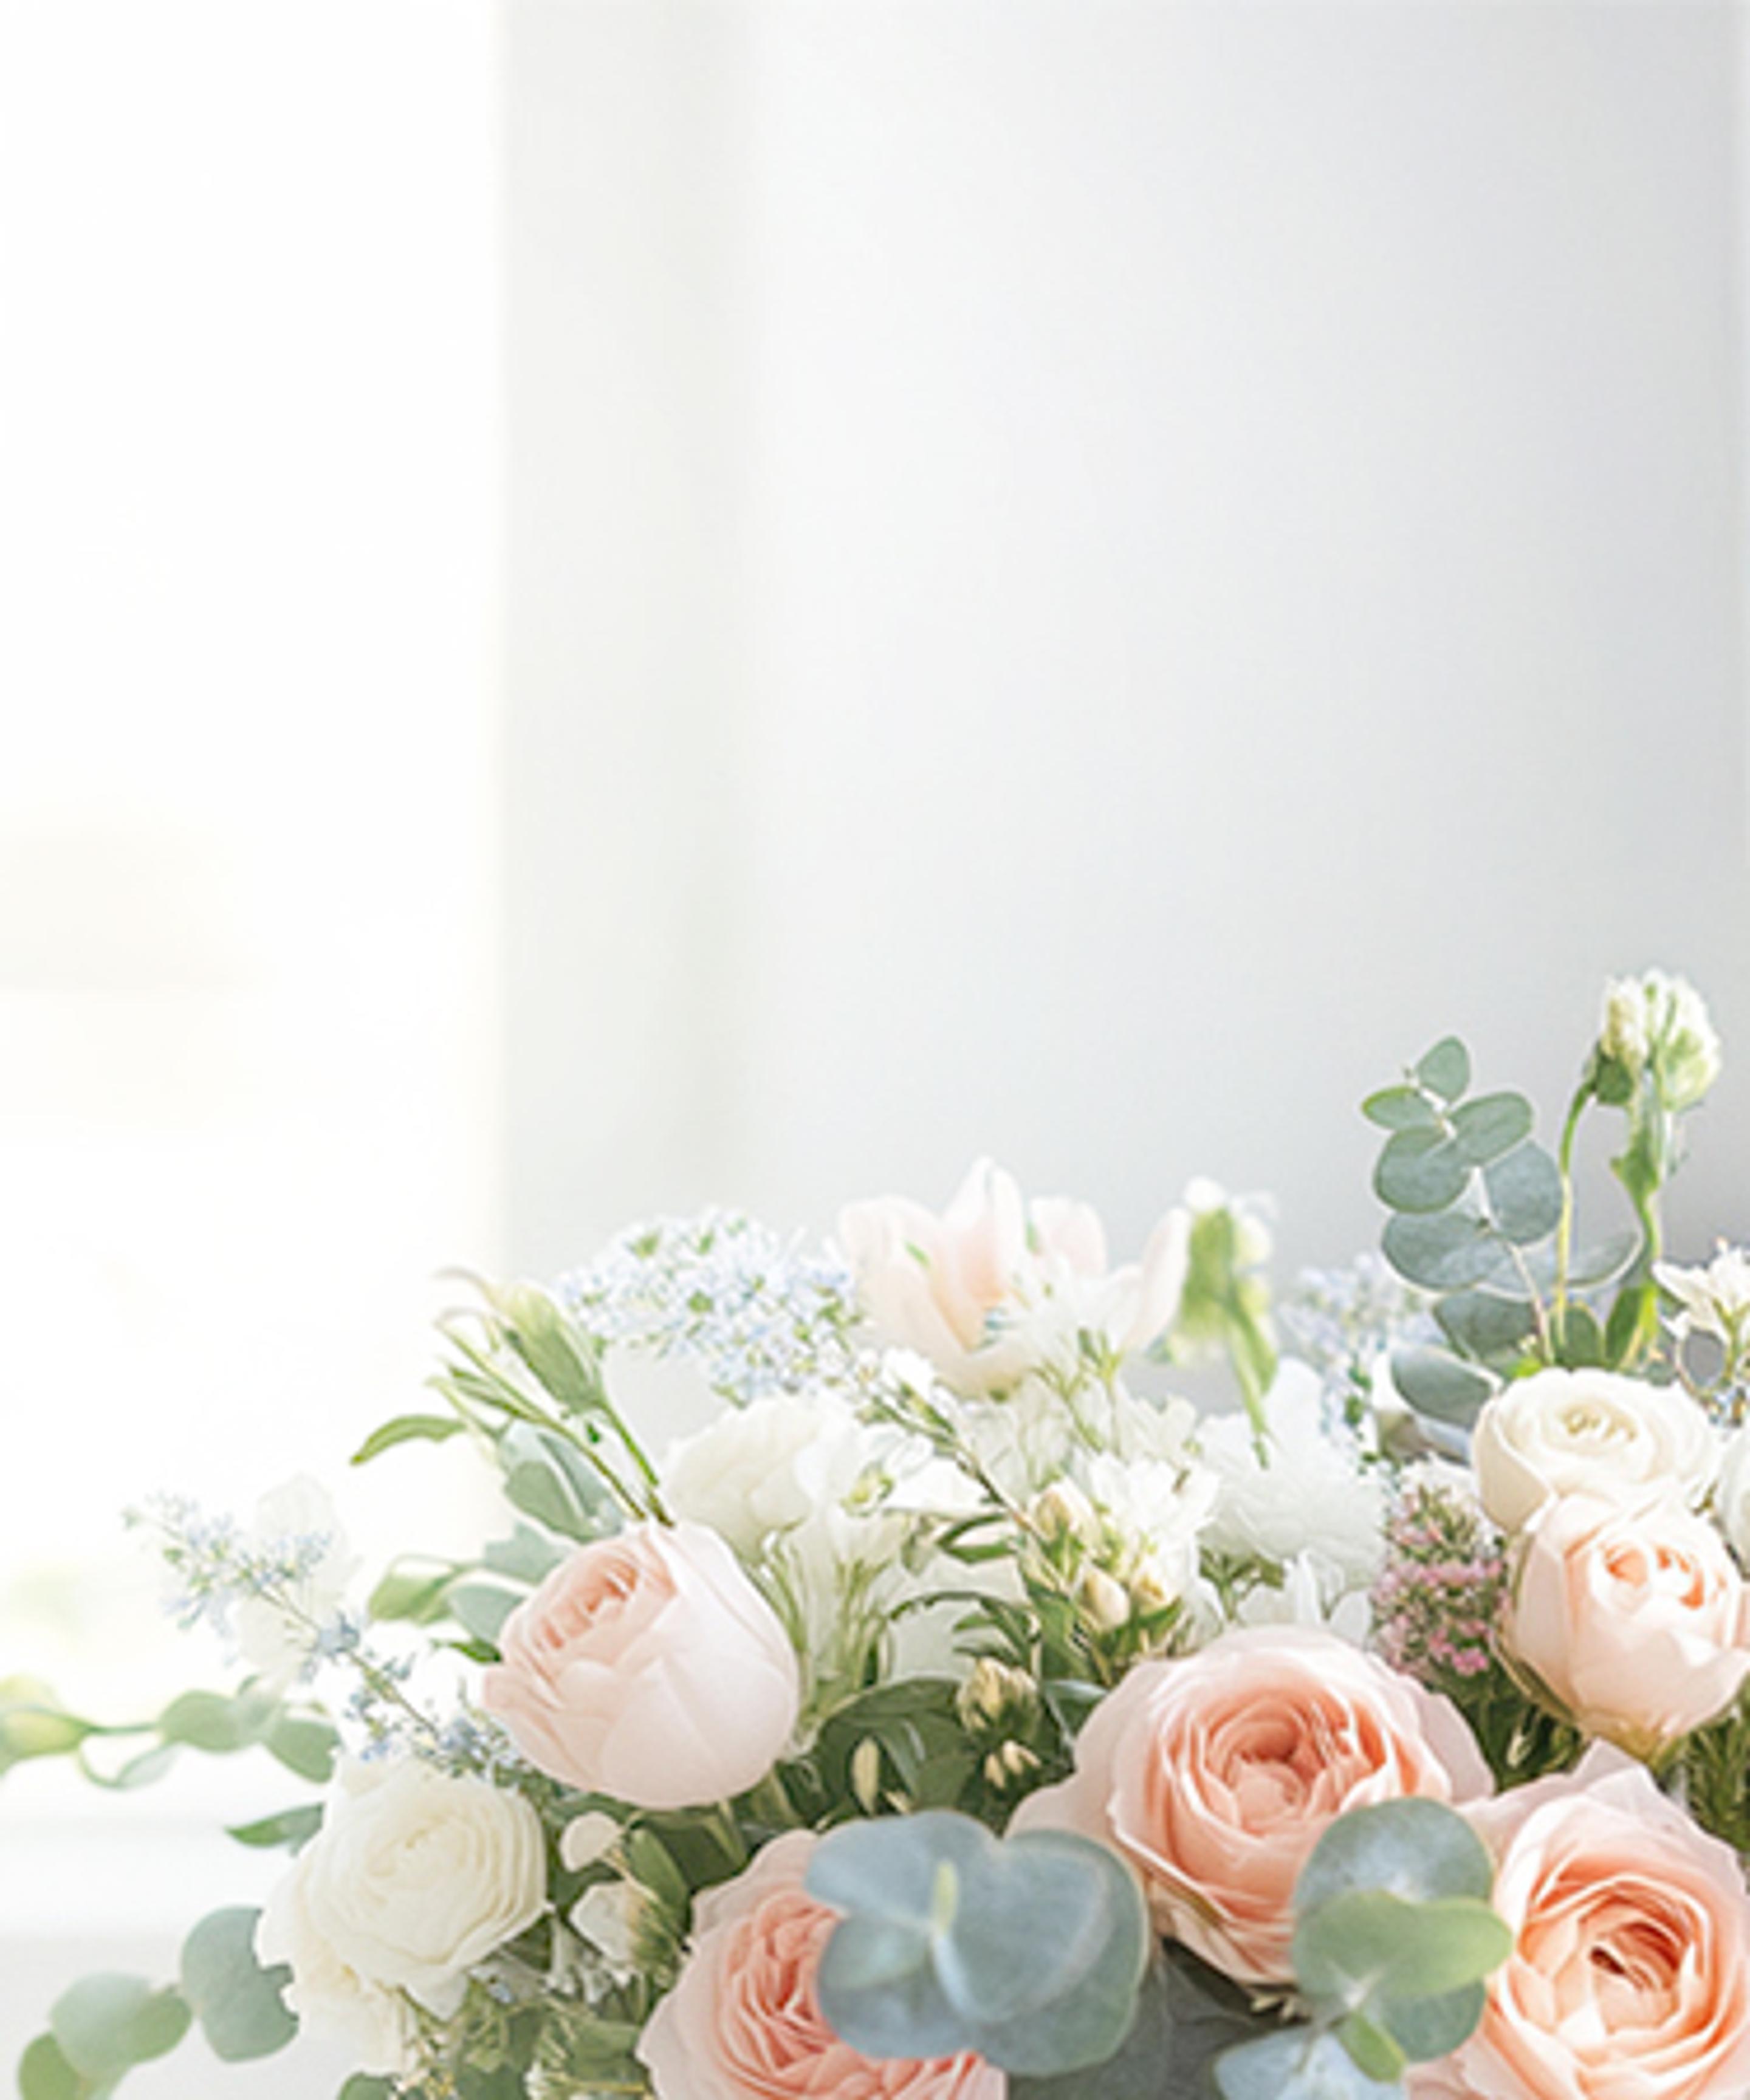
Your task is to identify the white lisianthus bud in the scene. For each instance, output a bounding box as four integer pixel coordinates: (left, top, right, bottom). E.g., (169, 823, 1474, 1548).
(560, 1811, 622, 1874)
(1077, 1566, 1131, 1632)
(1031, 1480, 1099, 1545)
(957, 1657, 1035, 1733)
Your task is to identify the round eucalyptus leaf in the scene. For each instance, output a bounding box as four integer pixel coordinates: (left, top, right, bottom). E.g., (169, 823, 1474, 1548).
(1215, 2026, 1400, 2100)
(1483, 1144, 1563, 1245)
(180, 1907, 298, 2062)
(50, 1977, 191, 2087)
(1361, 1086, 1438, 1133)
(17, 2036, 89, 2100)
(1294, 1892, 1512, 2008)
(1450, 1093, 1534, 1166)
(1433, 1290, 1535, 1362)
(1415, 1038, 1471, 1102)
(1334, 2012, 1406, 2085)
(1556, 1302, 1607, 1370)
(1381, 1212, 1504, 1292)
(446, 1581, 523, 1648)
(1379, 1981, 1488, 2062)
(1295, 1800, 1495, 1913)
(817, 1918, 966, 2061)
(807, 1810, 988, 1930)
(1374, 1131, 1470, 1216)
(1390, 1348, 1495, 1427)
(1565, 1229, 1641, 1290)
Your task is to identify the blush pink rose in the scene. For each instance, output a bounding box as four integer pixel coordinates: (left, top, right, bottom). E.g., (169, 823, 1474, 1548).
(481, 1521, 800, 1810)
(1011, 1625, 1491, 1985)
(1407, 1751, 1750, 2100)
(637, 1830, 1004, 2100)
(838, 1159, 1188, 1394)
(1504, 1490, 1750, 1755)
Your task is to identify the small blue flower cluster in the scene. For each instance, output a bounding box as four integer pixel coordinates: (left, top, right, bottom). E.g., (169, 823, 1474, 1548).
(129, 1492, 335, 1651)
(555, 1210, 861, 1404)
(1279, 1253, 1436, 1424)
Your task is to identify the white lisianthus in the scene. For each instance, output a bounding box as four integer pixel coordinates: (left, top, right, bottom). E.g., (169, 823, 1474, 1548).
(659, 1392, 873, 1558)
(1656, 1245, 1750, 1348)
(1198, 1360, 1387, 1593)
(256, 1756, 547, 2052)
(233, 1476, 360, 1690)
(1472, 1367, 1717, 1536)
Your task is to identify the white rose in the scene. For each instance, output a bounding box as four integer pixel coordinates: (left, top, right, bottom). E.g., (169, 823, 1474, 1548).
(1473, 1367, 1717, 1536)
(1198, 1360, 1386, 1591)
(256, 1756, 547, 2047)
(255, 1860, 416, 2076)
(660, 1393, 873, 1558)
(232, 1475, 360, 1690)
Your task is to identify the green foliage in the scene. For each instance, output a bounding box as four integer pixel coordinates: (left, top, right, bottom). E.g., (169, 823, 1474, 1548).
(349, 1413, 467, 1465)
(179, 1909, 297, 2061)
(1215, 2027, 1401, 2100)
(48, 1976, 191, 2092)
(807, 1811, 1150, 2077)
(224, 1804, 323, 1851)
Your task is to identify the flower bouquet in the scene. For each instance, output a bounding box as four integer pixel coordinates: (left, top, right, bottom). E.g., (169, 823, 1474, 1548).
(12, 970, 1750, 2100)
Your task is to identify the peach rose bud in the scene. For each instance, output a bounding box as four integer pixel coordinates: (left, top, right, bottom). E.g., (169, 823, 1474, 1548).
(481, 1521, 800, 1810)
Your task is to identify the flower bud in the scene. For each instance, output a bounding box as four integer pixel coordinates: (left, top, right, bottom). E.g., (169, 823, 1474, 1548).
(1077, 1566, 1131, 1632)
(956, 1658, 1037, 1735)
(1031, 1480, 1098, 1545)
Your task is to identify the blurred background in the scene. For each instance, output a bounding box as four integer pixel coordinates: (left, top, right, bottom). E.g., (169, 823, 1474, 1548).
(2, 0, 1747, 2085)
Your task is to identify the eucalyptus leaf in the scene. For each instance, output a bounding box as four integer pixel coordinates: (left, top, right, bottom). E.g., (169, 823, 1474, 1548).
(1374, 1131, 1470, 1216)
(17, 2035, 92, 2100)
(1390, 1348, 1495, 1427)
(1296, 1799, 1495, 1911)
(1361, 1086, 1439, 1133)
(50, 1977, 190, 2087)
(1215, 2027, 1399, 2100)
(156, 1688, 275, 1755)
(225, 1805, 323, 1852)
(1381, 1211, 1505, 1292)
(1378, 1982, 1487, 2062)
(264, 1713, 337, 1785)
(1566, 1230, 1641, 1289)
(349, 1413, 465, 1466)
(482, 1523, 568, 1584)
(180, 1908, 298, 2061)
(1483, 1143, 1563, 1244)
(1334, 2012, 1407, 2085)
(499, 1422, 609, 1542)
(1416, 1038, 1471, 1102)
(368, 1561, 461, 1624)
(447, 1581, 524, 1647)
(1294, 1891, 1512, 2006)
(817, 1920, 966, 2060)
(1449, 1093, 1534, 1167)
(1433, 1291, 1535, 1362)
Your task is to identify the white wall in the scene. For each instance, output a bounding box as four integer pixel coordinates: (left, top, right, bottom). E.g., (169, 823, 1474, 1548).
(506, 0, 1749, 1296)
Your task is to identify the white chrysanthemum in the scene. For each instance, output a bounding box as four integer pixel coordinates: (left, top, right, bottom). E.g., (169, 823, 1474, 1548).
(1198, 1360, 1387, 1590)
(1082, 1450, 1219, 1606)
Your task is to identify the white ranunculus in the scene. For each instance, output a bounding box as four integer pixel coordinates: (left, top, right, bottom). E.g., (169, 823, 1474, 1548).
(1472, 1367, 1717, 1536)
(256, 1756, 547, 2050)
(1198, 1359, 1386, 1591)
(232, 1475, 360, 1689)
(659, 1392, 873, 1558)
(255, 1859, 416, 2077)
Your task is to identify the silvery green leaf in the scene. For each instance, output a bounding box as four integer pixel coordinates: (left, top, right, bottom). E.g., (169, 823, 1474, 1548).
(483, 1523, 567, 1584)
(1483, 1144, 1563, 1244)
(1215, 2028, 1399, 2100)
(156, 1688, 275, 1754)
(499, 1422, 608, 1540)
(224, 1805, 323, 1852)
(1381, 1211, 1503, 1291)
(1416, 1038, 1470, 1102)
(50, 1977, 190, 2087)
(447, 1582, 523, 1647)
(1294, 1892, 1512, 2007)
(1433, 1291, 1535, 1361)
(1374, 1130, 1470, 1215)
(1296, 1800, 1495, 1911)
(1362, 1086, 1438, 1133)
(1379, 1982, 1487, 2062)
(1450, 1093, 1534, 1167)
(817, 1918, 966, 2060)
(180, 1909, 297, 2062)
(17, 2036, 89, 2100)
(263, 1713, 337, 1785)
(808, 1810, 989, 1929)
(1334, 2012, 1406, 2084)
(1390, 1348, 1495, 1426)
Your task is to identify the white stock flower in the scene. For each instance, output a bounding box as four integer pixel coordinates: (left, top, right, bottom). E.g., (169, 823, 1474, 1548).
(1472, 1367, 1717, 1536)
(1656, 1245, 1750, 1347)
(256, 1758, 546, 2062)
(233, 1476, 360, 1689)
(659, 1392, 873, 1558)
(1198, 1360, 1386, 1592)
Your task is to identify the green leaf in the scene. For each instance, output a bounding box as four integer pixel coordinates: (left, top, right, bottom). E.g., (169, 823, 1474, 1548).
(17, 2035, 92, 2100)
(1362, 1086, 1438, 1133)
(338, 2082, 398, 2100)
(1484, 1144, 1563, 1244)
(368, 1560, 461, 1624)
(1604, 1283, 1658, 1369)
(1334, 2012, 1407, 2084)
(1556, 1302, 1607, 1370)
(180, 1909, 298, 2061)
(482, 1523, 568, 1584)
(496, 1284, 605, 1417)
(264, 1713, 337, 1784)
(1296, 1799, 1495, 1912)
(1416, 1038, 1471, 1102)
(1450, 1092, 1534, 1167)
(808, 1810, 990, 1930)
(50, 1977, 191, 2087)
(499, 1422, 609, 1542)
(1434, 1291, 1535, 1362)
(1390, 1348, 1495, 1426)
(349, 1412, 465, 1466)
(1378, 1982, 1487, 2062)
(156, 1688, 275, 1755)
(1567, 1229, 1641, 1289)
(447, 1581, 523, 1648)
(1374, 1130, 1470, 1215)
(1215, 2028, 1399, 2100)
(1381, 1210, 1504, 1291)
(1295, 1891, 1512, 2005)
(817, 1920, 966, 2059)
(225, 1805, 323, 1852)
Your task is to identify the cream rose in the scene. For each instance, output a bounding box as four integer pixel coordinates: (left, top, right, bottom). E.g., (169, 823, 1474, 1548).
(637, 1830, 1004, 2100)
(1472, 1367, 1717, 1536)
(837, 1160, 1188, 1393)
(1408, 1752, 1750, 2100)
(255, 1757, 546, 2066)
(1011, 1625, 1489, 1985)
(1504, 1490, 1750, 1752)
(481, 1521, 800, 1808)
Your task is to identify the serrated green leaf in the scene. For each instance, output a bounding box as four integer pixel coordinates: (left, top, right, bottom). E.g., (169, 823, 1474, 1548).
(1416, 1038, 1470, 1102)
(180, 1908, 298, 2061)
(1390, 1347, 1495, 1426)
(1434, 1291, 1536, 1361)
(1362, 1086, 1439, 1133)
(1374, 1130, 1470, 1215)
(1484, 1143, 1563, 1244)
(1450, 1092, 1534, 1167)
(1381, 1210, 1505, 1291)
(17, 2034, 92, 2100)
(50, 1977, 190, 2086)
(349, 1413, 465, 1466)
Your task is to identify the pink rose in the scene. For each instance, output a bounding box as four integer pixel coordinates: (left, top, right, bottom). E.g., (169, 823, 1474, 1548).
(637, 1830, 1004, 2100)
(1012, 1625, 1490, 1985)
(481, 1521, 800, 1810)
(1504, 1490, 1750, 1754)
(838, 1159, 1188, 1393)
(1408, 1752, 1750, 2100)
